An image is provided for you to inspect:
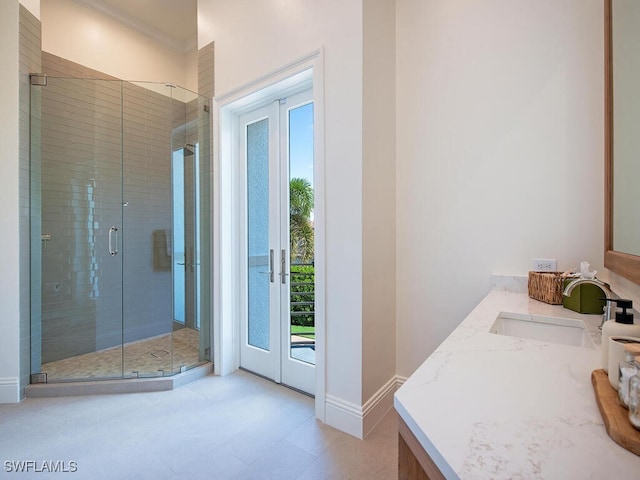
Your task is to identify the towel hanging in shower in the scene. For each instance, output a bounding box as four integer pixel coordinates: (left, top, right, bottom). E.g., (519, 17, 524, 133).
(152, 229, 171, 271)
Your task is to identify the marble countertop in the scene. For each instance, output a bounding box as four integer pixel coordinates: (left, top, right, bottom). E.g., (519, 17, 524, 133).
(394, 288, 640, 479)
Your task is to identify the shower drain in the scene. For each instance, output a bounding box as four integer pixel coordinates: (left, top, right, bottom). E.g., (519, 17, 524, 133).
(150, 350, 170, 358)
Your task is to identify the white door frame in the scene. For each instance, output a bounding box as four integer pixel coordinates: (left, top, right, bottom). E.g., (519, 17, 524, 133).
(212, 50, 326, 420)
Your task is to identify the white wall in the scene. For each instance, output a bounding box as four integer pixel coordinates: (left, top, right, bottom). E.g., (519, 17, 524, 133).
(396, 0, 605, 377)
(0, 0, 21, 403)
(362, 0, 396, 403)
(199, 0, 366, 419)
(41, 0, 195, 88)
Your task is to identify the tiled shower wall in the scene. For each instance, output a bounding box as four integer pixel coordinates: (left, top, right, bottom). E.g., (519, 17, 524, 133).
(198, 42, 215, 99)
(120, 82, 174, 348)
(36, 72, 126, 362)
(34, 53, 211, 364)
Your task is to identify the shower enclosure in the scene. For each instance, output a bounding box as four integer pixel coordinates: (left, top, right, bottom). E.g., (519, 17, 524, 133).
(29, 76, 211, 382)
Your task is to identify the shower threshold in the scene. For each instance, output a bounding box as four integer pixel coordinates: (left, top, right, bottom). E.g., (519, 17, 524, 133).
(24, 362, 212, 398)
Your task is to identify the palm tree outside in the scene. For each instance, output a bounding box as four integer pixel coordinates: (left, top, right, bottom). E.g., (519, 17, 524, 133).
(289, 177, 314, 263)
(289, 177, 315, 347)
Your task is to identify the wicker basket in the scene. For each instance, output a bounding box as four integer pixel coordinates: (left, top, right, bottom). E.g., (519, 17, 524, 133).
(528, 271, 565, 305)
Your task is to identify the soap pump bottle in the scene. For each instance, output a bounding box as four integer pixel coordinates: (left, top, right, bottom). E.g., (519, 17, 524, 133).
(601, 299, 640, 370)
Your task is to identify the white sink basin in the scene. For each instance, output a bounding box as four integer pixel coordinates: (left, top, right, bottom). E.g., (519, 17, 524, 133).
(490, 312, 595, 349)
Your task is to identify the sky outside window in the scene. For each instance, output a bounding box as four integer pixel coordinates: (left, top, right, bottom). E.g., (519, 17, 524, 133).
(289, 102, 314, 185)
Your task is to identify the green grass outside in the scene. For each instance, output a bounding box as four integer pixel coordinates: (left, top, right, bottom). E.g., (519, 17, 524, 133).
(291, 325, 315, 339)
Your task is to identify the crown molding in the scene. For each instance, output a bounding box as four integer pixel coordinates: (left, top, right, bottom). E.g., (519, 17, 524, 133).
(73, 0, 196, 53)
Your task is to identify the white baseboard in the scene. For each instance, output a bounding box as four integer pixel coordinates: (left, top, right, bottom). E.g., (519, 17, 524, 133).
(363, 375, 404, 437)
(325, 394, 364, 438)
(324, 375, 406, 439)
(0, 377, 20, 404)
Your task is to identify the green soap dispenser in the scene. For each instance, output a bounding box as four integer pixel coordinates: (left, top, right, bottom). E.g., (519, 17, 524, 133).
(601, 299, 640, 370)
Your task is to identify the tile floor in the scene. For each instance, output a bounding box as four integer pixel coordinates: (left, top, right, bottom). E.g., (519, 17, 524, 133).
(41, 328, 203, 381)
(0, 370, 398, 479)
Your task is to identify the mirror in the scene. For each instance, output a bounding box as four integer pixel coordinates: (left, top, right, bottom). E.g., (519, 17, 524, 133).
(605, 0, 640, 284)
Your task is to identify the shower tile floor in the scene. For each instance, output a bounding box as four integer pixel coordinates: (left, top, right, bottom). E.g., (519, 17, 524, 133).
(0, 370, 398, 479)
(41, 327, 202, 381)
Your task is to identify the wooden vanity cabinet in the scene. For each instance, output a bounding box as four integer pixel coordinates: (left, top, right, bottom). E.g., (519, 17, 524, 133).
(398, 415, 446, 480)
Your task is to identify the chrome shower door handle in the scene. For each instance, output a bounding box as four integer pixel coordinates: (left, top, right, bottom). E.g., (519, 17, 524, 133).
(108, 226, 119, 256)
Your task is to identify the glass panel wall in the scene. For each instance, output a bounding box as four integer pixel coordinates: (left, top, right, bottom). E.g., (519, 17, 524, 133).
(30, 77, 211, 382)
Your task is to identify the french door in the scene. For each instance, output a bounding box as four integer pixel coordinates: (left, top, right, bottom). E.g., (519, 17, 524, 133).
(239, 89, 315, 395)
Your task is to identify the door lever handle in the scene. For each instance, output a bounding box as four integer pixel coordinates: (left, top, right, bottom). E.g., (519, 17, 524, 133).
(279, 249, 289, 284)
(258, 249, 275, 283)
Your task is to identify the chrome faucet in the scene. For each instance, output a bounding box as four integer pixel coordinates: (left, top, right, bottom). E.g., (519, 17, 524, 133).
(563, 278, 613, 328)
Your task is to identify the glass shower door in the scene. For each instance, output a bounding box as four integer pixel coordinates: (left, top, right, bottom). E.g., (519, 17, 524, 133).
(121, 81, 174, 377)
(31, 77, 124, 381)
(31, 77, 212, 383)
(171, 86, 211, 371)
(121, 82, 210, 377)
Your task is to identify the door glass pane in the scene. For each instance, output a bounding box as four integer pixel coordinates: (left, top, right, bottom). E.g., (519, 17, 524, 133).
(31, 77, 124, 381)
(288, 103, 315, 365)
(247, 118, 270, 351)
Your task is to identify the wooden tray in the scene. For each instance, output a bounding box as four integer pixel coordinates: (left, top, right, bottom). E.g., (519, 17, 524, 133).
(592, 369, 640, 456)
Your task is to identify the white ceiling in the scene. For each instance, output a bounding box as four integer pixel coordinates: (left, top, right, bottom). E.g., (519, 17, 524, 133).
(77, 0, 197, 51)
